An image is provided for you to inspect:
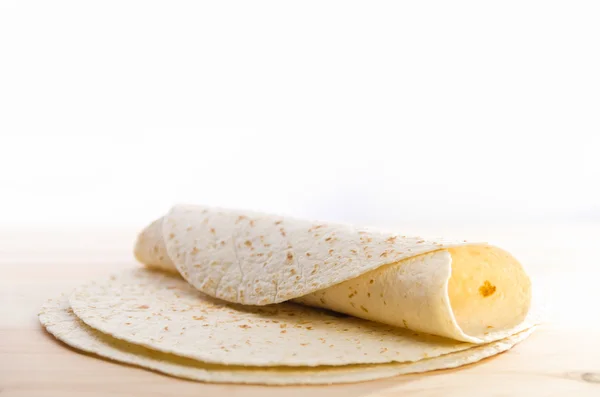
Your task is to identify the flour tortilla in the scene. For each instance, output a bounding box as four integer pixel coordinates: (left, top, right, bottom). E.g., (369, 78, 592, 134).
(39, 295, 534, 385)
(134, 205, 532, 343)
(69, 268, 474, 366)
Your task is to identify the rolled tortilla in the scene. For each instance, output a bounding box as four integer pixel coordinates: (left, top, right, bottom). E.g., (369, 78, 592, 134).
(134, 205, 533, 343)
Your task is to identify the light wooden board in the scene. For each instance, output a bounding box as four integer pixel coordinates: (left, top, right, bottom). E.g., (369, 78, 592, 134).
(1, 223, 599, 396)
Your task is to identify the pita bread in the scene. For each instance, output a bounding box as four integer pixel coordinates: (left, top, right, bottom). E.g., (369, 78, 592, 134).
(40, 295, 535, 385)
(135, 205, 532, 342)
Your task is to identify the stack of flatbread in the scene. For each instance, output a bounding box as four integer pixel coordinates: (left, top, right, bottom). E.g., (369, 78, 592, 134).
(39, 205, 539, 385)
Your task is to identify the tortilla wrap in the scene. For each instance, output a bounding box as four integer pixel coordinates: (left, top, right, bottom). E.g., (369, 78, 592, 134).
(70, 268, 482, 366)
(40, 295, 534, 385)
(134, 205, 533, 343)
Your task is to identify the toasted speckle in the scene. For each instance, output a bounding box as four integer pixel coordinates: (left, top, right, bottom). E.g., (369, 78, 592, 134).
(479, 280, 497, 297)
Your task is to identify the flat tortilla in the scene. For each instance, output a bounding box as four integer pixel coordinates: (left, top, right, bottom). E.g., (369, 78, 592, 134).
(40, 295, 534, 385)
(135, 205, 533, 343)
(69, 268, 475, 366)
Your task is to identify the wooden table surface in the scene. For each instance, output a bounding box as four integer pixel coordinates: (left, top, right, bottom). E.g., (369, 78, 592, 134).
(1, 222, 599, 396)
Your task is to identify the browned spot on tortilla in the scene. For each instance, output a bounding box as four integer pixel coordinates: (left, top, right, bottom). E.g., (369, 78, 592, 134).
(280, 228, 287, 237)
(168, 233, 175, 239)
(479, 280, 497, 297)
(360, 305, 369, 313)
(191, 247, 199, 255)
(386, 236, 397, 243)
(244, 240, 252, 247)
(239, 324, 251, 329)
(138, 305, 149, 309)
(402, 319, 408, 328)
(210, 228, 215, 234)
(286, 252, 294, 261)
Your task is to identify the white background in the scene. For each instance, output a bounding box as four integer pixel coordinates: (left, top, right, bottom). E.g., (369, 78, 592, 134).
(1, 1, 599, 229)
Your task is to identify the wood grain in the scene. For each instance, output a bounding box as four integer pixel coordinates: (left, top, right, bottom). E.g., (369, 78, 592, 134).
(1, 224, 599, 397)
